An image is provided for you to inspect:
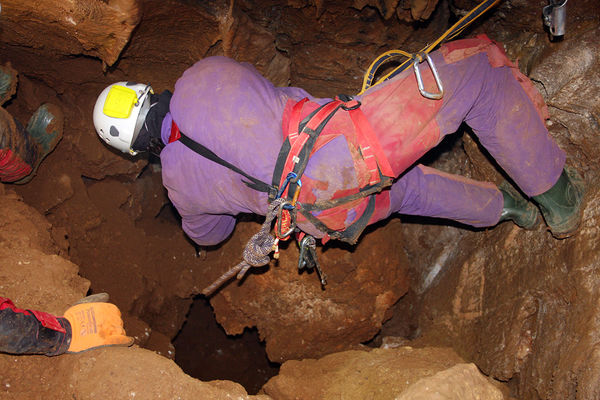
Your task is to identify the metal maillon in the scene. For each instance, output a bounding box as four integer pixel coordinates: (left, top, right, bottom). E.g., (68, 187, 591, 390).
(543, 0, 568, 37)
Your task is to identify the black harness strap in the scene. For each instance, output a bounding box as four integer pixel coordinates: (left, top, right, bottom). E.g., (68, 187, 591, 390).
(300, 174, 392, 212)
(300, 194, 378, 244)
(178, 132, 276, 197)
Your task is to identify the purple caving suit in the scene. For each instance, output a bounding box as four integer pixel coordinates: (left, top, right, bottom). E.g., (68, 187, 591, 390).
(159, 35, 565, 246)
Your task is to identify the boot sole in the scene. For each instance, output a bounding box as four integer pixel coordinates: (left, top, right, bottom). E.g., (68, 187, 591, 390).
(13, 103, 64, 184)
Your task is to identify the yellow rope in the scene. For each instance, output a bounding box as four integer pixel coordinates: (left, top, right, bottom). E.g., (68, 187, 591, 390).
(358, 0, 501, 95)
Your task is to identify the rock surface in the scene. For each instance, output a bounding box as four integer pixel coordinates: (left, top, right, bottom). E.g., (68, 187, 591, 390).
(208, 219, 409, 362)
(387, 20, 600, 400)
(262, 346, 505, 399)
(0, 0, 140, 67)
(0, 188, 270, 399)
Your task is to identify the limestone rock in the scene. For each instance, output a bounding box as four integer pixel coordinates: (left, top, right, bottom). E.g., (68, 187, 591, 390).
(207, 219, 410, 362)
(262, 347, 503, 399)
(0, 0, 141, 67)
(397, 363, 504, 400)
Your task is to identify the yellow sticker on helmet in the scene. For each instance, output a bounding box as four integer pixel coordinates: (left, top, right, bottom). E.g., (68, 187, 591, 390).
(103, 85, 138, 119)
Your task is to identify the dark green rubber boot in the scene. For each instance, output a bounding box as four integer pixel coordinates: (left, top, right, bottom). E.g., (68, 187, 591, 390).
(533, 166, 585, 238)
(14, 103, 64, 184)
(0, 64, 17, 105)
(499, 181, 541, 230)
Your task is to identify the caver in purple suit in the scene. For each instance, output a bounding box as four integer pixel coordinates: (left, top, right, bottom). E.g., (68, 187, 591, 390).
(159, 35, 565, 246)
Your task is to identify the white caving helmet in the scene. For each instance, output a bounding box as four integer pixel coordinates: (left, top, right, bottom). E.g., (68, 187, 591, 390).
(93, 81, 154, 156)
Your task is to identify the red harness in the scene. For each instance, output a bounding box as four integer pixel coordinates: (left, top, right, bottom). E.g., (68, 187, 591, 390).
(273, 96, 393, 244)
(279, 97, 393, 192)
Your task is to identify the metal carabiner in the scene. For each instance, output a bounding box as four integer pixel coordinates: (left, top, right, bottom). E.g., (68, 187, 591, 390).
(276, 200, 297, 238)
(276, 172, 302, 211)
(297, 235, 327, 286)
(298, 239, 308, 270)
(277, 174, 302, 211)
(276, 172, 298, 199)
(413, 52, 444, 100)
(298, 236, 314, 270)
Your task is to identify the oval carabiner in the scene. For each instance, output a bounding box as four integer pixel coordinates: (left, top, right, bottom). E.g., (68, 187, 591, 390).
(276, 201, 297, 238)
(413, 52, 444, 100)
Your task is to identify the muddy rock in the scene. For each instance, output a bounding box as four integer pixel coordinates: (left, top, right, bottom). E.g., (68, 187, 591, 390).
(262, 346, 504, 399)
(0, 190, 270, 400)
(1, 348, 273, 400)
(0, 0, 140, 67)
(396, 363, 505, 400)
(0, 191, 89, 314)
(206, 219, 409, 362)
(66, 347, 272, 400)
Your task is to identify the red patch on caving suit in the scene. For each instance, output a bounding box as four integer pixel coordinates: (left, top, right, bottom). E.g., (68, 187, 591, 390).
(359, 65, 444, 177)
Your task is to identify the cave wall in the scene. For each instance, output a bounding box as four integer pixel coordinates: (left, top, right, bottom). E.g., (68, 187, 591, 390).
(0, 187, 508, 398)
(385, 5, 600, 399)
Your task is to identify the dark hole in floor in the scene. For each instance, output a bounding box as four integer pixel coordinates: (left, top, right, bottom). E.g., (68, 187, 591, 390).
(173, 295, 280, 394)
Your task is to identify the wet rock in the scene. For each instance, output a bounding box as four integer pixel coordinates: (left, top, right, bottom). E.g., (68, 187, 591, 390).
(529, 27, 600, 175)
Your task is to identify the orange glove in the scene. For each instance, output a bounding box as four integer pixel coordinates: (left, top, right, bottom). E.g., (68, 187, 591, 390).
(63, 302, 134, 353)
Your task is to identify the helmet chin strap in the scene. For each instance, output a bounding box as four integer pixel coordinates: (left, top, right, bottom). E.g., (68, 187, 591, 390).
(129, 99, 152, 153)
(130, 122, 152, 153)
(135, 84, 153, 106)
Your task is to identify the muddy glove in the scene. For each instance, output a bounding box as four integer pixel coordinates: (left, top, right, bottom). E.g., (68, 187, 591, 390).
(63, 299, 133, 353)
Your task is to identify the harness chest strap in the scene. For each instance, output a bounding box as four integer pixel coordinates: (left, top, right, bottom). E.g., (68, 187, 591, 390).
(286, 97, 309, 144)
